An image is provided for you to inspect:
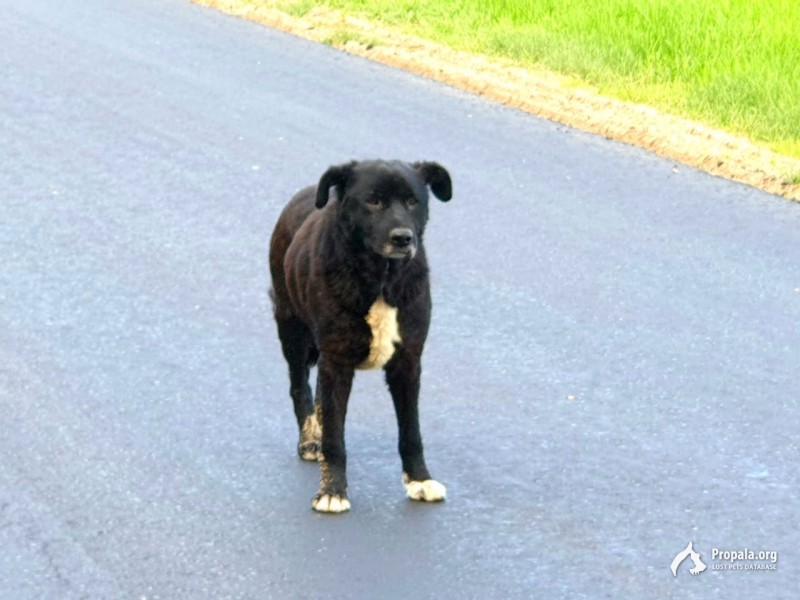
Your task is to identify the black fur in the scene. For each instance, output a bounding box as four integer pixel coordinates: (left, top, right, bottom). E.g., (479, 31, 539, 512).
(269, 159, 451, 511)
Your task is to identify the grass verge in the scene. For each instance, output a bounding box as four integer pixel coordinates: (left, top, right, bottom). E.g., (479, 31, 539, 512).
(283, 0, 800, 159)
(193, 0, 800, 198)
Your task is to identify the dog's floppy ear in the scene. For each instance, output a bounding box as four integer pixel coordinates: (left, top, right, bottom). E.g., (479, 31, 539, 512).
(413, 161, 452, 201)
(315, 162, 355, 208)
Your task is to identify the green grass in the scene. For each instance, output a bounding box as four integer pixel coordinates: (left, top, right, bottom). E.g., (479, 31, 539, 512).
(281, 0, 800, 158)
(322, 30, 382, 49)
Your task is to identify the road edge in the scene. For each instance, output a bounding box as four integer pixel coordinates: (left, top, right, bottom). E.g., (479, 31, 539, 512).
(193, 0, 800, 202)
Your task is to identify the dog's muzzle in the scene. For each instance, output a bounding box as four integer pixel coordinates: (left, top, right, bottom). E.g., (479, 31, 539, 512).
(383, 227, 417, 259)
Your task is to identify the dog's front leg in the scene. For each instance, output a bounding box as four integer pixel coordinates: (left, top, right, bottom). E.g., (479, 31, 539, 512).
(386, 352, 446, 503)
(312, 357, 353, 513)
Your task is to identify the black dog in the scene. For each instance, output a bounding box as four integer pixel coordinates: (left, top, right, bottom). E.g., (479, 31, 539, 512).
(269, 159, 452, 513)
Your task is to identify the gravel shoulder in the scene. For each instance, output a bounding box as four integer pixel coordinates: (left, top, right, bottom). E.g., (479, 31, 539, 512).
(194, 0, 800, 201)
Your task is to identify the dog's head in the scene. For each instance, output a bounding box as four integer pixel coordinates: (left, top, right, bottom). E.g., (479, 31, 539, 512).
(315, 160, 452, 260)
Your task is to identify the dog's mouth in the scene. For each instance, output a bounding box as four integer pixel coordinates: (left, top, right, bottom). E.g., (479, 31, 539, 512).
(380, 227, 417, 259)
(381, 244, 417, 260)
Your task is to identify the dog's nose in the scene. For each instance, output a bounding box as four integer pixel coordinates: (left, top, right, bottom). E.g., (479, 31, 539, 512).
(390, 228, 414, 248)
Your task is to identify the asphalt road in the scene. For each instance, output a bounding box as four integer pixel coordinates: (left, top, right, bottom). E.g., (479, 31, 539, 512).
(2, 1, 798, 598)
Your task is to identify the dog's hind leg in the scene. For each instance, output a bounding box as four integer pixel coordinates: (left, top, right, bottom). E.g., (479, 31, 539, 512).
(386, 352, 446, 503)
(276, 316, 320, 461)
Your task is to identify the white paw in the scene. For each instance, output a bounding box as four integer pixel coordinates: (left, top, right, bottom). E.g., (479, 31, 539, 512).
(312, 494, 351, 513)
(402, 473, 447, 502)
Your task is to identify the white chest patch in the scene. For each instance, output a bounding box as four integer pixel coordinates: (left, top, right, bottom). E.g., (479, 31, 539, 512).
(358, 295, 401, 370)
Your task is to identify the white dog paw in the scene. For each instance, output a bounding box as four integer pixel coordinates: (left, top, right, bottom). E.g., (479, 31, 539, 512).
(312, 493, 351, 513)
(402, 473, 447, 502)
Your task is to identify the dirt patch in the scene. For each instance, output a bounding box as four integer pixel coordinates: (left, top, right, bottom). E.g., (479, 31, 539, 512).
(194, 0, 800, 201)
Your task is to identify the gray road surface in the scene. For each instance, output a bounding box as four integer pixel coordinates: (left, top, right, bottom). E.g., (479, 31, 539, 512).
(1, 1, 798, 598)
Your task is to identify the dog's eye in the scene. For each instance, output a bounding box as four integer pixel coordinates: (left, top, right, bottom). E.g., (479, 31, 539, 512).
(365, 197, 381, 206)
(407, 197, 418, 207)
